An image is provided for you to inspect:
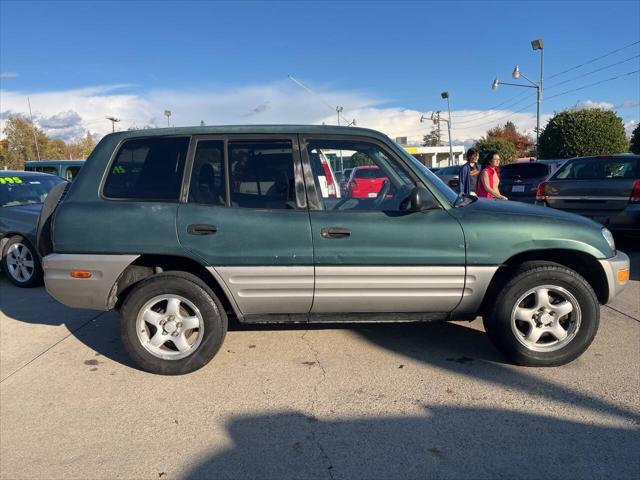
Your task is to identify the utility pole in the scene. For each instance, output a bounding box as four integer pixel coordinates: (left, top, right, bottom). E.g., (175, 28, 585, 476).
(441, 91, 454, 166)
(106, 116, 120, 133)
(27, 97, 41, 161)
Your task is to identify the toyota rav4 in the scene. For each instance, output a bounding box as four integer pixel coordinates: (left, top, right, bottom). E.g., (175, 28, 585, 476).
(38, 125, 630, 375)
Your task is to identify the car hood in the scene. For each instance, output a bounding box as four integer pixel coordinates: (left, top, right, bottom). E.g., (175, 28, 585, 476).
(449, 198, 613, 261)
(460, 198, 600, 228)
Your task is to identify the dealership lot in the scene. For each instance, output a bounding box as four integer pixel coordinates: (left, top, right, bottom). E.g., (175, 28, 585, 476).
(0, 241, 638, 480)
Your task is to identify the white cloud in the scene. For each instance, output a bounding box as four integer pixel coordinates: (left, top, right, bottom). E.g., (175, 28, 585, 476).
(0, 83, 633, 147)
(575, 100, 615, 110)
(575, 99, 640, 111)
(0, 72, 19, 79)
(624, 119, 638, 136)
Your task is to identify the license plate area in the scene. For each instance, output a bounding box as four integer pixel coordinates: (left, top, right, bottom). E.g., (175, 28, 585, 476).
(512, 185, 525, 192)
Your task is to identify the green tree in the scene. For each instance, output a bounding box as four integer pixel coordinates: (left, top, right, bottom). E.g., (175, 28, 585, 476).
(351, 151, 373, 167)
(43, 138, 68, 160)
(422, 127, 441, 147)
(630, 124, 640, 155)
(538, 108, 628, 159)
(473, 137, 518, 164)
(2, 116, 50, 169)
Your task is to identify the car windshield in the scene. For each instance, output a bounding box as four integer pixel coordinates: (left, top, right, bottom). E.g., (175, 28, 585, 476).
(392, 141, 458, 205)
(0, 174, 65, 207)
(500, 163, 549, 178)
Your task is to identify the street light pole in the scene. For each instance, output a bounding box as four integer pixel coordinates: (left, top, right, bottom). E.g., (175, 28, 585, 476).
(492, 38, 544, 158)
(441, 91, 454, 166)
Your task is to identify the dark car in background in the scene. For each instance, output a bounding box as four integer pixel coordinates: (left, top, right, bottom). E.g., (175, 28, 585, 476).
(536, 154, 640, 233)
(24, 160, 85, 181)
(500, 162, 553, 203)
(434, 165, 461, 191)
(0, 171, 66, 286)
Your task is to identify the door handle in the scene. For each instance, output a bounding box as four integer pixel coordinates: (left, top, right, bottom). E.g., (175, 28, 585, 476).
(187, 224, 217, 235)
(321, 227, 351, 239)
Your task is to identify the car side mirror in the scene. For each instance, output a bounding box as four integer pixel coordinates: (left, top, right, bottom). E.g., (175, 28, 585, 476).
(409, 186, 438, 211)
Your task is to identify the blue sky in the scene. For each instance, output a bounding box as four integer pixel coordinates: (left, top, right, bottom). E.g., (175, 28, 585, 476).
(1, 0, 639, 142)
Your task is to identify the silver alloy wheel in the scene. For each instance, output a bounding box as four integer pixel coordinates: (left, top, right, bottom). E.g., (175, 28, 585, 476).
(136, 294, 204, 360)
(510, 285, 581, 353)
(6, 242, 35, 283)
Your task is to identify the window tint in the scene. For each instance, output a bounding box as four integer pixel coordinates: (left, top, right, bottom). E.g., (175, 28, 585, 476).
(188, 140, 226, 206)
(501, 163, 549, 178)
(554, 157, 639, 180)
(103, 137, 189, 200)
(28, 166, 59, 176)
(229, 140, 297, 209)
(306, 139, 415, 211)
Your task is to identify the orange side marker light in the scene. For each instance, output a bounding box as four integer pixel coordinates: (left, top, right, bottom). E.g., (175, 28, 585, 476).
(70, 271, 92, 279)
(617, 269, 629, 283)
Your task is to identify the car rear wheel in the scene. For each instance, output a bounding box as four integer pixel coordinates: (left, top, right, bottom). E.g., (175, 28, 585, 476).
(119, 271, 227, 375)
(483, 261, 599, 366)
(1, 236, 42, 287)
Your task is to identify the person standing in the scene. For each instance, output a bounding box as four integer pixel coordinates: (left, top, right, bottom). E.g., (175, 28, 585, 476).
(459, 148, 480, 195)
(476, 151, 508, 200)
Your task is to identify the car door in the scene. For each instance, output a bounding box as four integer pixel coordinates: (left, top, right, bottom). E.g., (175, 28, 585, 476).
(176, 135, 314, 316)
(300, 135, 466, 315)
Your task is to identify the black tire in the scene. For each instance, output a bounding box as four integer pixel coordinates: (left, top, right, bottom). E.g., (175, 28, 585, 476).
(1, 235, 43, 287)
(483, 261, 600, 366)
(119, 271, 227, 375)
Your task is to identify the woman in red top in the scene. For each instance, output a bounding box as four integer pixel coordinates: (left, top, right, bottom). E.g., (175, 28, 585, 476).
(476, 151, 508, 200)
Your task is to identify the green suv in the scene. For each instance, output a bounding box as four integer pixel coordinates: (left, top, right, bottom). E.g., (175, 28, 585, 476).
(38, 126, 630, 375)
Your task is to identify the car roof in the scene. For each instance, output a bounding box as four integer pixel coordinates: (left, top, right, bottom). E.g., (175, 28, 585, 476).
(502, 161, 549, 167)
(102, 124, 390, 142)
(24, 160, 86, 166)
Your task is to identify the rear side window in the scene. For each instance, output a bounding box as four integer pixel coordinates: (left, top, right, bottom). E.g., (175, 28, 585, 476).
(228, 140, 297, 209)
(501, 163, 549, 178)
(188, 140, 226, 206)
(103, 137, 189, 200)
(355, 167, 386, 179)
(27, 166, 59, 176)
(554, 157, 639, 180)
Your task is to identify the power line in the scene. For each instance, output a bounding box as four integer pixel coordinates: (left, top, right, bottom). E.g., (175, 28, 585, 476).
(452, 93, 536, 125)
(545, 69, 640, 101)
(547, 40, 640, 80)
(453, 102, 538, 132)
(546, 54, 640, 90)
(450, 90, 530, 119)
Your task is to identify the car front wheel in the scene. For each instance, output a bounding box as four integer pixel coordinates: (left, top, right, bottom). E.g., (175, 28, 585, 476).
(483, 261, 600, 366)
(119, 271, 227, 375)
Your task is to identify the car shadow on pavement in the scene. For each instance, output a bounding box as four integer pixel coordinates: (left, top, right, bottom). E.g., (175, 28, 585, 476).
(0, 277, 138, 370)
(181, 408, 639, 480)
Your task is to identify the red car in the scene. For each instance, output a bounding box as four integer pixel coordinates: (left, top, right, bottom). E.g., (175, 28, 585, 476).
(348, 166, 388, 198)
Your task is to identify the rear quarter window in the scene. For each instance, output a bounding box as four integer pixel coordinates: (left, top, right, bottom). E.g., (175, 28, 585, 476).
(553, 157, 639, 180)
(103, 136, 189, 201)
(501, 163, 549, 178)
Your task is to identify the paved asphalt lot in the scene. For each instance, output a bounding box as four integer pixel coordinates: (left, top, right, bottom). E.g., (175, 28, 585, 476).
(1, 239, 639, 480)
